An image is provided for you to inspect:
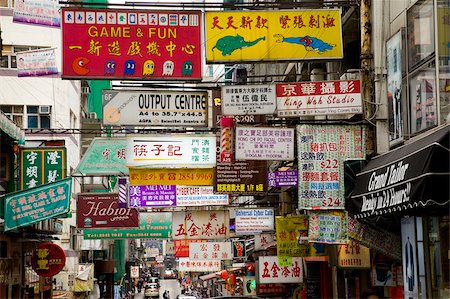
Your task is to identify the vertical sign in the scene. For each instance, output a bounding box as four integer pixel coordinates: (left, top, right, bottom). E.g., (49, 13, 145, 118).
(401, 217, 419, 299)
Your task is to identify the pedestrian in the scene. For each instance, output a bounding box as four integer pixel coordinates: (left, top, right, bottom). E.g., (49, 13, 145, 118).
(163, 290, 170, 299)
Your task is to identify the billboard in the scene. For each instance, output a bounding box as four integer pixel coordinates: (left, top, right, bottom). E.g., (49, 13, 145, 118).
(221, 84, 276, 115)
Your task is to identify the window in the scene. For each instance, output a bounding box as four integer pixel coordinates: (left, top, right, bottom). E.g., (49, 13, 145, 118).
(0, 0, 14, 8)
(27, 105, 51, 129)
(1, 45, 44, 69)
(0, 105, 24, 128)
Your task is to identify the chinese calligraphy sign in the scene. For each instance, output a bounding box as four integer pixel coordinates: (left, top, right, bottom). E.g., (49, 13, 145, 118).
(189, 242, 232, 260)
(31, 243, 66, 277)
(172, 210, 229, 240)
(129, 168, 214, 186)
(258, 256, 303, 283)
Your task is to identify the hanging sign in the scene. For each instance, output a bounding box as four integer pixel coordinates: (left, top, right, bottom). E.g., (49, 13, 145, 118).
(13, 0, 61, 27)
(235, 208, 274, 235)
(308, 211, 348, 244)
(258, 256, 303, 284)
(176, 186, 229, 206)
(221, 84, 277, 115)
(172, 210, 229, 240)
(129, 168, 214, 186)
(16, 48, 59, 77)
(276, 215, 309, 257)
(268, 170, 298, 188)
(128, 185, 177, 207)
(189, 242, 232, 260)
(178, 258, 221, 272)
(338, 239, 371, 268)
(31, 243, 66, 277)
(174, 239, 207, 258)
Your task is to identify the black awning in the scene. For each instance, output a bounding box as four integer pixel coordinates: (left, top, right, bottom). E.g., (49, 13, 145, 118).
(351, 125, 449, 219)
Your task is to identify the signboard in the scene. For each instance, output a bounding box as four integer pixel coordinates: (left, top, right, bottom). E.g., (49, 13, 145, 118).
(189, 242, 232, 260)
(130, 266, 139, 278)
(308, 211, 348, 244)
(102, 90, 208, 126)
(31, 243, 66, 277)
(297, 125, 365, 209)
(235, 209, 274, 235)
(20, 147, 66, 190)
(172, 210, 229, 240)
(174, 239, 206, 258)
(176, 186, 229, 206)
(244, 277, 257, 296)
(276, 216, 309, 257)
(254, 233, 275, 251)
(401, 217, 419, 298)
(130, 168, 214, 186)
(165, 241, 174, 256)
(233, 240, 246, 258)
(215, 160, 267, 194)
(276, 80, 362, 116)
(62, 8, 202, 80)
(83, 212, 172, 239)
(205, 9, 343, 63)
(128, 185, 176, 207)
(178, 258, 221, 272)
(258, 256, 303, 284)
(268, 170, 298, 188)
(76, 193, 139, 228)
(235, 127, 295, 161)
(338, 239, 371, 268)
(16, 48, 58, 77)
(73, 138, 128, 176)
(13, 0, 60, 27)
(5, 178, 72, 231)
(126, 135, 216, 168)
(221, 84, 276, 115)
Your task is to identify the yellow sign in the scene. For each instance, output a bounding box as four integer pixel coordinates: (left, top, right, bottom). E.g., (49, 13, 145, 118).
(338, 239, 371, 269)
(129, 168, 214, 186)
(205, 9, 343, 63)
(276, 215, 309, 257)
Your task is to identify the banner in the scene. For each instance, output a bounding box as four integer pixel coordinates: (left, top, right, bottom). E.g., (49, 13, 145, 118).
(172, 210, 229, 240)
(189, 242, 232, 260)
(176, 186, 229, 206)
(129, 168, 214, 186)
(16, 48, 58, 77)
(13, 0, 60, 27)
(308, 211, 348, 244)
(276, 216, 309, 257)
(62, 9, 202, 80)
(221, 84, 276, 115)
(258, 256, 303, 284)
(174, 240, 206, 258)
(178, 258, 221, 272)
(235, 209, 274, 235)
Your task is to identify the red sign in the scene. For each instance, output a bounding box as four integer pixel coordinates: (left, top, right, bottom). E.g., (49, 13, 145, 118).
(174, 239, 206, 258)
(76, 193, 139, 228)
(62, 9, 202, 80)
(31, 243, 66, 277)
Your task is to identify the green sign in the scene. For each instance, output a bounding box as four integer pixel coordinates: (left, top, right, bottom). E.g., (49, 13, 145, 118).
(5, 178, 72, 231)
(83, 212, 172, 239)
(20, 148, 66, 190)
(0, 111, 25, 144)
(73, 138, 128, 176)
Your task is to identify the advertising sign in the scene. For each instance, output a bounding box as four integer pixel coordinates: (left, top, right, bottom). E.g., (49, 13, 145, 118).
(176, 186, 229, 206)
(297, 125, 365, 209)
(31, 243, 66, 277)
(129, 168, 214, 186)
(235, 127, 295, 161)
(401, 217, 419, 299)
(308, 211, 348, 244)
(76, 193, 139, 228)
(126, 135, 216, 168)
(215, 160, 267, 194)
(233, 240, 246, 258)
(174, 239, 206, 258)
(62, 9, 202, 80)
(13, 0, 60, 27)
(16, 48, 58, 77)
(102, 90, 207, 126)
(83, 212, 172, 239)
(5, 178, 72, 231)
(276, 80, 362, 116)
(172, 210, 229, 240)
(276, 216, 309, 257)
(128, 185, 176, 207)
(20, 147, 66, 190)
(205, 9, 343, 63)
(258, 256, 303, 284)
(235, 209, 274, 235)
(130, 266, 139, 278)
(254, 233, 275, 251)
(221, 84, 276, 115)
(178, 258, 221, 272)
(268, 170, 298, 188)
(189, 242, 232, 260)
(338, 239, 371, 268)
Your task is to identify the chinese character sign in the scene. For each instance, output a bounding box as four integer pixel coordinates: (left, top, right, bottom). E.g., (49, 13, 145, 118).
(20, 148, 66, 190)
(174, 239, 206, 258)
(16, 48, 58, 77)
(338, 239, 371, 268)
(178, 258, 221, 272)
(221, 84, 277, 115)
(13, 0, 61, 27)
(254, 233, 275, 250)
(308, 211, 348, 244)
(268, 170, 298, 188)
(172, 210, 229, 240)
(62, 9, 202, 80)
(258, 256, 303, 284)
(205, 9, 343, 63)
(128, 185, 177, 207)
(297, 125, 365, 209)
(189, 242, 232, 260)
(276, 216, 309, 257)
(31, 243, 66, 277)
(129, 168, 214, 186)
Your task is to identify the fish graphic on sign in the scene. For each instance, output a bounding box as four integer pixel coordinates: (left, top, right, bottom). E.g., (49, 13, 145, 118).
(212, 35, 265, 56)
(273, 34, 335, 54)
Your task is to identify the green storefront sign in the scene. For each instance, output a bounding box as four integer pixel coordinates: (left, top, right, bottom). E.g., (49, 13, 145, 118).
(83, 212, 172, 239)
(4, 178, 72, 231)
(73, 138, 128, 176)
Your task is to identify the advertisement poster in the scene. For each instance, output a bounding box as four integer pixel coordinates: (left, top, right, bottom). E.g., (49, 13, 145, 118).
(268, 170, 298, 188)
(276, 215, 309, 257)
(258, 256, 303, 284)
(128, 185, 176, 208)
(13, 0, 60, 27)
(129, 168, 214, 186)
(16, 48, 58, 77)
(62, 9, 202, 80)
(189, 242, 232, 260)
(174, 239, 206, 258)
(172, 210, 229, 240)
(409, 70, 437, 134)
(338, 239, 371, 268)
(401, 217, 419, 299)
(221, 84, 276, 115)
(176, 186, 229, 206)
(235, 208, 274, 235)
(205, 9, 343, 63)
(308, 211, 348, 244)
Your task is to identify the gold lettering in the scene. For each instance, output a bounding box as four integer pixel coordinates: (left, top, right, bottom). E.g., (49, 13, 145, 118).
(88, 26, 98, 37)
(148, 28, 177, 39)
(87, 26, 131, 38)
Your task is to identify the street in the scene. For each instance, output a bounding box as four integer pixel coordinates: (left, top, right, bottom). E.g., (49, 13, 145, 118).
(133, 279, 181, 299)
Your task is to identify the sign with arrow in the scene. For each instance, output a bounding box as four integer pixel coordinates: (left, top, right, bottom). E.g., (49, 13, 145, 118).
(129, 185, 176, 207)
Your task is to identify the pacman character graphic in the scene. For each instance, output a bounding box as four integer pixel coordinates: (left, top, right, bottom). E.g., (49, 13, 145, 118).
(212, 35, 265, 56)
(124, 60, 136, 76)
(104, 60, 117, 75)
(162, 60, 174, 76)
(273, 34, 335, 54)
(182, 61, 193, 76)
(72, 57, 90, 75)
(142, 60, 155, 76)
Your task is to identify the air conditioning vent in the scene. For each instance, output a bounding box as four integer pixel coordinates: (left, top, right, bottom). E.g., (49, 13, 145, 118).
(39, 106, 51, 114)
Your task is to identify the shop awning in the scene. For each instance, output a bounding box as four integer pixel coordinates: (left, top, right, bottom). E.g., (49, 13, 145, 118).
(351, 125, 449, 219)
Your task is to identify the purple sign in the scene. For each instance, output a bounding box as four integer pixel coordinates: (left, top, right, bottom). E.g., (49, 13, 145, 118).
(268, 170, 298, 188)
(128, 185, 176, 207)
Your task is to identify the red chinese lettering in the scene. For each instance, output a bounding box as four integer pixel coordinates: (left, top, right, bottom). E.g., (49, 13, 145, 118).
(133, 145, 147, 157)
(175, 224, 186, 236)
(255, 16, 268, 29)
(271, 262, 281, 277)
(151, 144, 165, 155)
(187, 223, 201, 237)
(262, 262, 270, 278)
(240, 16, 253, 29)
(211, 16, 223, 29)
(323, 15, 336, 28)
(279, 15, 290, 29)
(309, 15, 320, 28)
(226, 16, 238, 29)
(292, 261, 301, 277)
(168, 145, 182, 156)
(209, 212, 217, 222)
(282, 266, 291, 277)
(293, 16, 306, 28)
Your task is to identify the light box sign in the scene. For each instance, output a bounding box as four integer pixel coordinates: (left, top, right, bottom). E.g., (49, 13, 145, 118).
(276, 80, 363, 117)
(5, 178, 72, 231)
(258, 256, 303, 284)
(338, 239, 371, 269)
(17, 48, 58, 77)
(174, 239, 206, 258)
(178, 258, 221, 272)
(221, 84, 276, 115)
(176, 186, 229, 206)
(276, 215, 309, 257)
(308, 211, 348, 244)
(126, 135, 216, 168)
(62, 8, 202, 80)
(268, 170, 298, 188)
(103, 90, 207, 126)
(172, 210, 229, 240)
(129, 168, 214, 186)
(20, 148, 66, 190)
(205, 9, 343, 63)
(13, 0, 61, 27)
(128, 185, 177, 208)
(189, 242, 232, 260)
(235, 209, 274, 235)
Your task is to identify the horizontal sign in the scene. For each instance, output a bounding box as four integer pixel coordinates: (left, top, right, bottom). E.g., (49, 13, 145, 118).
(103, 90, 207, 126)
(189, 242, 232, 260)
(215, 160, 268, 194)
(14, 0, 61, 27)
(129, 168, 214, 186)
(62, 9, 202, 80)
(276, 80, 362, 116)
(258, 256, 303, 284)
(173, 210, 229, 240)
(221, 84, 276, 115)
(174, 239, 206, 258)
(128, 185, 176, 207)
(17, 48, 58, 77)
(254, 233, 275, 251)
(235, 208, 274, 235)
(77, 193, 139, 228)
(235, 127, 295, 161)
(178, 258, 221, 272)
(338, 239, 371, 269)
(126, 135, 216, 168)
(176, 186, 229, 206)
(268, 170, 298, 188)
(308, 211, 348, 244)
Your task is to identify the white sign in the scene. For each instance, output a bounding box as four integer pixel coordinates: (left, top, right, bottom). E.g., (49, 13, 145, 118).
(16, 48, 58, 77)
(189, 242, 232, 260)
(235, 127, 295, 161)
(258, 256, 303, 284)
(235, 209, 274, 235)
(178, 258, 221, 272)
(176, 186, 229, 206)
(222, 84, 277, 115)
(276, 80, 363, 117)
(172, 210, 230, 240)
(126, 135, 216, 168)
(103, 90, 208, 126)
(254, 233, 275, 250)
(130, 266, 139, 278)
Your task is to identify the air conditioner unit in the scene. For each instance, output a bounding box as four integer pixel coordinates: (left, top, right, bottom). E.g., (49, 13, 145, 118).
(39, 105, 51, 114)
(88, 112, 97, 119)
